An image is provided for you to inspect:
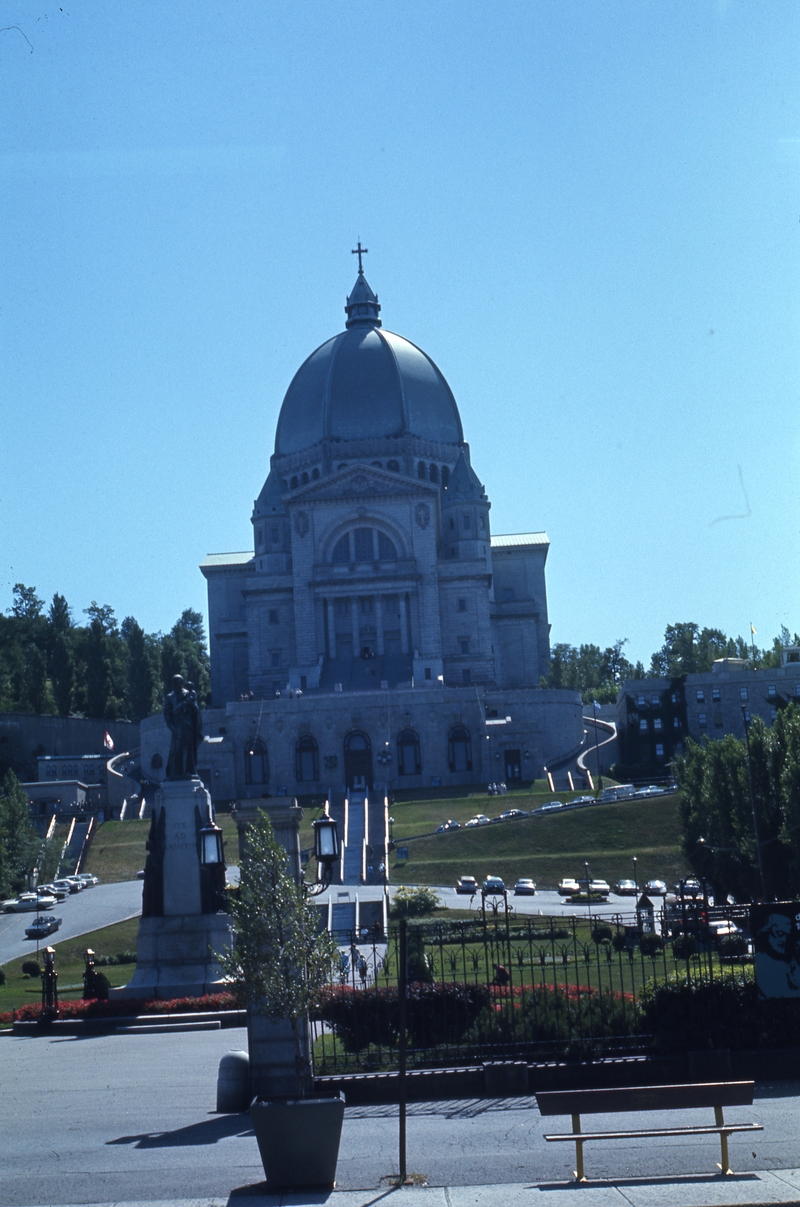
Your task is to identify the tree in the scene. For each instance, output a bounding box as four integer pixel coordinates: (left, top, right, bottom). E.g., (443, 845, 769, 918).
(83, 603, 126, 718)
(219, 812, 338, 1092)
(10, 583, 44, 620)
(0, 770, 39, 898)
(161, 609, 211, 704)
(48, 594, 74, 716)
(677, 705, 800, 901)
(123, 619, 160, 722)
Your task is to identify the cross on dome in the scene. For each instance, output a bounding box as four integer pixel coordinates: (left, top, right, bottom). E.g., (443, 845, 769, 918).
(351, 241, 368, 274)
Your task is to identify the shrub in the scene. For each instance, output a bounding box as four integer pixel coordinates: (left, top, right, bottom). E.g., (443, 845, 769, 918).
(591, 924, 613, 945)
(316, 981, 491, 1052)
(612, 933, 628, 952)
(718, 935, 748, 960)
(21, 960, 41, 978)
(0, 967, 6, 985)
(639, 934, 664, 957)
(468, 983, 638, 1060)
(389, 886, 441, 920)
(671, 934, 697, 959)
(92, 971, 111, 1001)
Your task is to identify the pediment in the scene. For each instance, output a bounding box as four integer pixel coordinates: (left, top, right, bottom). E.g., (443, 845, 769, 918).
(288, 464, 437, 504)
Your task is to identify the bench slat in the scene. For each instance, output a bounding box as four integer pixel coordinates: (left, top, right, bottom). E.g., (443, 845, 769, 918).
(545, 1124, 763, 1142)
(536, 1081, 755, 1116)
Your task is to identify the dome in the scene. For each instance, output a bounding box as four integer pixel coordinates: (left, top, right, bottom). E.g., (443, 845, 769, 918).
(273, 272, 464, 457)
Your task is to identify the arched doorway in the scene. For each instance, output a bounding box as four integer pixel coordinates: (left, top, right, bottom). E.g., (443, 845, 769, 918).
(344, 730, 373, 792)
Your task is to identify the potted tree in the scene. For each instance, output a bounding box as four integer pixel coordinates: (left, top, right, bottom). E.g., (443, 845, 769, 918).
(220, 811, 343, 1190)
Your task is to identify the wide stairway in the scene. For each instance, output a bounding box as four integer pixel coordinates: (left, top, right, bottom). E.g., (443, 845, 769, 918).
(343, 793, 366, 883)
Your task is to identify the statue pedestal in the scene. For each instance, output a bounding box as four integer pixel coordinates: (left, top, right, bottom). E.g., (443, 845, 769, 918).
(111, 777, 231, 1001)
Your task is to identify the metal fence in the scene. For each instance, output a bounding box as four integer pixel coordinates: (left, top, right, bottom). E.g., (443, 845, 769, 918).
(311, 904, 758, 1075)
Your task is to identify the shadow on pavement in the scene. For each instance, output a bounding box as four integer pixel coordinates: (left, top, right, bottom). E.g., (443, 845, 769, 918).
(108, 1112, 254, 1147)
(228, 1186, 397, 1205)
(535, 1172, 763, 1192)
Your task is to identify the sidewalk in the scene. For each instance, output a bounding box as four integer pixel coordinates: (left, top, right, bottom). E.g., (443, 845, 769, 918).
(19, 1176, 800, 1207)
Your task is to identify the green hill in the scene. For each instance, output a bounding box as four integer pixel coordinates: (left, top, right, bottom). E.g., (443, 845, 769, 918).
(390, 796, 689, 891)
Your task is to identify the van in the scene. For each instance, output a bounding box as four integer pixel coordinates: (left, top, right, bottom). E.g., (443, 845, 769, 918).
(600, 784, 635, 802)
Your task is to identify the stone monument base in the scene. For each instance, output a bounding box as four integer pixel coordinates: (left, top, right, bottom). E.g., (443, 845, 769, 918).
(109, 913, 231, 1000)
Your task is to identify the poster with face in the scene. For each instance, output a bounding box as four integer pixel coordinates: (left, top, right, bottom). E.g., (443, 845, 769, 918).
(750, 902, 800, 999)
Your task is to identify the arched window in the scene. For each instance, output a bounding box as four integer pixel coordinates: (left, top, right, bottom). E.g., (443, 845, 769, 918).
(245, 738, 269, 785)
(441, 465, 450, 488)
(354, 528, 374, 561)
(345, 731, 371, 753)
(290, 475, 298, 490)
(377, 531, 397, 560)
(301, 471, 309, 485)
(417, 462, 427, 480)
(429, 464, 439, 483)
(312, 467, 320, 480)
(151, 753, 163, 770)
(448, 726, 472, 773)
(332, 533, 350, 563)
(295, 735, 319, 782)
(387, 460, 400, 472)
(397, 729, 421, 776)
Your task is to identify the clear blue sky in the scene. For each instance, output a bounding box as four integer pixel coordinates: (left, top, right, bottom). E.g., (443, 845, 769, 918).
(1, 1, 798, 668)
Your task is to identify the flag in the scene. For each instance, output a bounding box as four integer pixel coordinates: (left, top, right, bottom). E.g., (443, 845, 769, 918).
(750, 623, 757, 636)
(103, 731, 114, 751)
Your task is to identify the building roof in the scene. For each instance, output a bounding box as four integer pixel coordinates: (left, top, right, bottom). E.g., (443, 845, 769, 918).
(200, 552, 254, 569)
(491, 532, 549, 548)
(273, 272, 464, 457)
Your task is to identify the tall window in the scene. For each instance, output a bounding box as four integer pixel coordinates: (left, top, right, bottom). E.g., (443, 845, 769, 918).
(417, 462, 427, 480)
(354, 527, 373, 561)
(448, 725, 472, 772)
(377, 531, 397, 559)
(295, 735, 319, 782)
(397, 729, 421, 776)
(332, 533, 350, 563)
(245, 739, 269, 785)
(332, 527, 398, 563)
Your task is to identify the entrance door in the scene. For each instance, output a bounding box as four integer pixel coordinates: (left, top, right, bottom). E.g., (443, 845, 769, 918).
(344, 730, 373, 791)
(504, 749, 522, 781)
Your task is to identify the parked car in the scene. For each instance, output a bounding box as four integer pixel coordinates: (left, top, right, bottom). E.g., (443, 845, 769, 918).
(482, 875, 505, 895)
(500, 808, 528, 820)
(52, 879, 82, 895)
(465, 814, 490, 827)
(60, 877, 85, 892)
(613, 879, 638, 896)
(568, 796, 595, 807)
(532, 802, 564, 815)
(514, 878, 536, 895)
(37, 883, 68, 901)
(645, 879, 668, 896)
(136, 869, 146, 880)
(589, 879, 611, 897)
(75, 873, 99, 887)
(455, 875, 479, 895)
(709, 920, 742, 938)
(3, 893, 55, 912)
(435, 819, 461, 833)
(25, 914, 62, 939)
(558, 878, 580, 896)
(674, 878, 703, 899)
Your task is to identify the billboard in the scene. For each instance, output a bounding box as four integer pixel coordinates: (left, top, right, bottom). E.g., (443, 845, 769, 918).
(750, 902, 800, 999)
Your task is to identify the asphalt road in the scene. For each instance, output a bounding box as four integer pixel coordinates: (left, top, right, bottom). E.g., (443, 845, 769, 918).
(1, 1027, 799, 1204)
(0, 880, 143, 966)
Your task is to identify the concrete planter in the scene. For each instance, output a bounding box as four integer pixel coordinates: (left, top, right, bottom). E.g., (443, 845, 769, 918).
(250, 1093, 346, 1190)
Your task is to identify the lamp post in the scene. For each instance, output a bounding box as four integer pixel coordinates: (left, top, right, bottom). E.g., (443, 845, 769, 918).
(632, 856, 638, 895)
(304, 807, 340, 895)
(740, 704, 768, 900)
(388, 816, 395, 850)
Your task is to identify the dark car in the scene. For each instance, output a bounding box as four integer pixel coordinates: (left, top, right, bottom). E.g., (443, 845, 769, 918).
(25, 915, 62, 939)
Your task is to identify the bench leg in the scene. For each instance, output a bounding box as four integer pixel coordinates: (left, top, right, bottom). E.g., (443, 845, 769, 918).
(572, 1113, 586, 1182)
(714, 1106, 732, 1175)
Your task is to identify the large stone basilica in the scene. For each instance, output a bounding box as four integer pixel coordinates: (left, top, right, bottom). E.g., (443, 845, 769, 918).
(142, 261, 582, 800)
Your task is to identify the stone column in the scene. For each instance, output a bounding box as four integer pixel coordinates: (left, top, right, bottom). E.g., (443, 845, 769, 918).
(375, 594, 385, 655)
(399, 594, 409, 655)
(351, 596, 360, 652)
(326, 598, 337, 659)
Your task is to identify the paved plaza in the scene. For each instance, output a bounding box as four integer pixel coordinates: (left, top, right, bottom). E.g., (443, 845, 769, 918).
(3, 1026, 800, 1207)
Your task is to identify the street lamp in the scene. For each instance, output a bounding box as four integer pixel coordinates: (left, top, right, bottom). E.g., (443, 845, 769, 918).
(305, 807, 340, 895)
(632, 856, 638, 894)
(199, 817, 225, 866)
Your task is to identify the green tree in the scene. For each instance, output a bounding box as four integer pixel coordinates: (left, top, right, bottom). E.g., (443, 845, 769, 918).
(0, 770, 39, 897)
(21, 644, 53, 714)
(161, 609, 210, 704)
(677, 706, 800, 901)
(123, 618, 160, 721)
(219, 812, 338, 1091)
(83, 603, 126, 718)
(48, 594, 75, 716)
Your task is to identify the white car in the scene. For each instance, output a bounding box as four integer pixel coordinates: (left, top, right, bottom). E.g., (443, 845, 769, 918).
(558, 878, 580, 896)
(465, 814, 490, 827)
(3, 893, 56, 912)
(75, 873, 99, 886)
(514, 878, 536, 895)
(589, 880, 611, 897)
(53, 878, 82, 894)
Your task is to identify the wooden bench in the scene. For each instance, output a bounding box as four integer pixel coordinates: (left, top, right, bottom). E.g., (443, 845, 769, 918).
(536, 1081, 763, 1181)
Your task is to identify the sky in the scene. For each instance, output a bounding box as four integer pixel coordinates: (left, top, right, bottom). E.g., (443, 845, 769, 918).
(1, 1, 798, 668)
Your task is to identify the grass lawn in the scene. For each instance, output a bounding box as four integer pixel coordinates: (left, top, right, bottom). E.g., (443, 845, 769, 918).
(0, 917, 142, 1013)
(390, 796, 689, 891)
(83, 812, 240, 883)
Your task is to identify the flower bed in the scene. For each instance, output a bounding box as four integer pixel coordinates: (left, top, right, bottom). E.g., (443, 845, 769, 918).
(0, 990, 240, 1026)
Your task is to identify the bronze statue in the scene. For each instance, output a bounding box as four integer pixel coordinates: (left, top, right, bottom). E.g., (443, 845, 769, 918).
(164, 674, 203, 779)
